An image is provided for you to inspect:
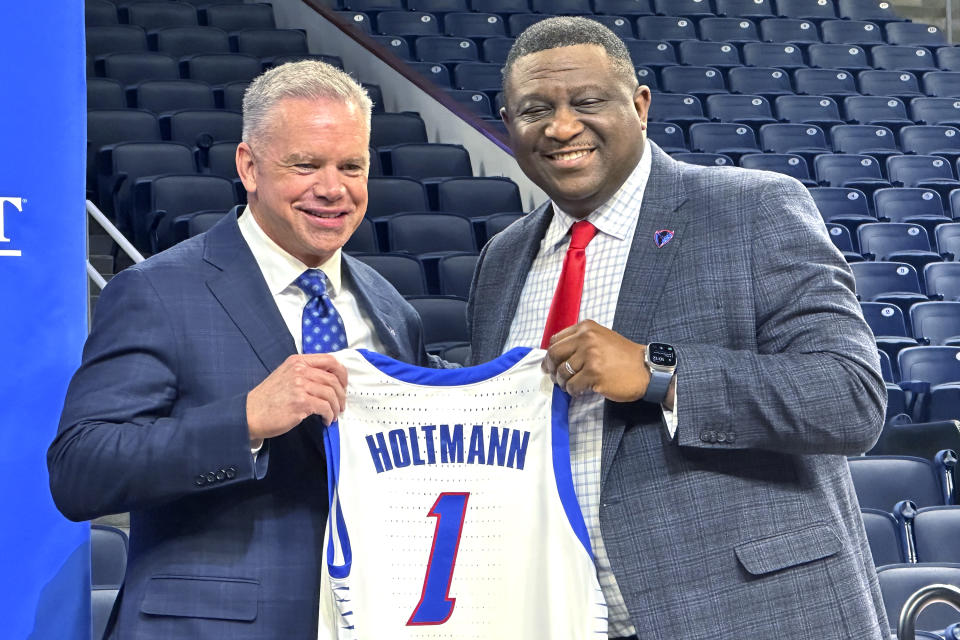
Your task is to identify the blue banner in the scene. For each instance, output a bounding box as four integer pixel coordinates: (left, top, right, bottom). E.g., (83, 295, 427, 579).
(0, 4, 90, 639)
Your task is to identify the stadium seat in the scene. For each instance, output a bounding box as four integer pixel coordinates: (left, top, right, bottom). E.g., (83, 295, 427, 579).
(646, 122, 687, 153)
(726, 68, 794, 100)
(481, 36, 515, 63)
(901, 125, 960, 167)
(926, 260, 960, 300)
(793, 68, 859, 99)
(343, 218, 379, 254)
(660, 66, 729, 100)
(335, 10, 374, 34)
(687, 122, 761, 161)
(87, 0, 119, 27)
(830, 124, 902, 168)
(506, 13, 547, 37)
(529, 0, 592, 14)
(87, 109, 162, 197)
(150, 26, 230, 57)
(624, 41, 678, 74)
(439, 343, 471, 365)
(366, 177, 430, 219)
(775, 0, 837, 21)
(858, 223, 942, 283)
(125, 1, 198, 30)
(937, 221, 960, 257)
(593, 0, 653, 15)
(653, 0, 714, 17)
(436, 177, 522, 216)
(453, 61, 502, 92)
(415, 36, 480, 63)
(847, 455, 947, 511)
(404, 295, 469, 354)
(742, 42, 807, 70)
(444, 89, 492, 116)
(201, 3, 275, 31)
(869, 420, 960, 458)
(477, 212, 523, 246)
(133, 174, 238, 252)
(837, 0, 905, 23)
(924, 71, 960, 98)
(407, 61, 453, 87)
(927, 387, 960, 422)
(888, 22, 947, 48)
(860, 508, 904, 567)
(371, 34, 412, 59)
(203, 141, 239, 179)
(861, 300, 917, 368)
(96, 52, 179, 85)
(899, 346, 960, 388)
(635, 16, 698, 42)
(938, 47, 960, 71)
(382, 211, 475, 254)
(90, 524, 128, 588)
(809, 186, 875, 232)
(911, 302, 960, 347)
(872, 45, 939, 74)
(92, 588, 120, 640)
(408, 0, 469, 13)
(716, 0, 774, 19)
(232, 29, 308, 60)
(376, 11, 441, 36)
(180, 53, 262, 85)
(87, 78, 125, 110)
(673, 152, 735, 167)
(371, 113, 428, 148)
(436, 252, 478, 297)
(705, 95, 777, 127)
(813, 154, 890, 201)
(858, 70, 925, 102)
(647, 94, 708, 130)
(634, 66, 659, 91)
(821, 19, 884, 46)
(217, 81, 248, 111)
(678, 41, 743, 71)
(443, 12, 506, 38)
(806, 43, 870, 72)
(759, 18, 821, 45)
(775, 95, 845, 130)
(698, 18, 760, 44)
(345, 0, 405, 11)
(903, 505, 960, 563)
(873, 187, 949, 233)
(740, 153, 813, 184)
(825, 221, 863, 260)
(850, 261, 926, 309)
(759, 123, 830, 162)
(386, 143, 472, 180)
(886, 155, 960, 206)
(159, 109, 242, 147)
(875, 564, 960, 632)
(844, 96, 912, 132)
(86, 25, 148, 59)
(911, 97, 960, 127)
(354, 253, 427, 295)
(590, 15, 635, 40)
(131, 79, 215, 113)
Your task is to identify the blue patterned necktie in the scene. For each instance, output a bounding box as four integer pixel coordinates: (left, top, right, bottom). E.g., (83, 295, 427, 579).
(294, 269, 348, 354)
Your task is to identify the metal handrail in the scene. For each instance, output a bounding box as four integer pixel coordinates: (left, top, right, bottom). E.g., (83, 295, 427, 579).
(85, 199, 143, 292)
(897, 583, 960, 640)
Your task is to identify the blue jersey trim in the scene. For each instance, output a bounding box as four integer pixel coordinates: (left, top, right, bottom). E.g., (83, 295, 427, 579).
(324, 422, 352, 578)
(358, 347, 531, 386)
(551, 386, 594, 559)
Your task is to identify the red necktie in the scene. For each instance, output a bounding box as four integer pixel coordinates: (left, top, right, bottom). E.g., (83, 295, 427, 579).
(540, 220, 598, 349)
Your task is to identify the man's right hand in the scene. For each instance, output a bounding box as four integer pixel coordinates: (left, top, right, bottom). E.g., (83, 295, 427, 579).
(246, 353, 348, 443)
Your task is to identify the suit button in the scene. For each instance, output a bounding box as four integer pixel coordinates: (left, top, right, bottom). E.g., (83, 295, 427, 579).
(216, 470, 226, 481)
(727, 431, 736, 443)
(700, 431, 711, 442)
(717, 432, 727, 443)
(225, 466, 236, 479)
(194, 475, 206, 486)
(205, 472, 216, 483)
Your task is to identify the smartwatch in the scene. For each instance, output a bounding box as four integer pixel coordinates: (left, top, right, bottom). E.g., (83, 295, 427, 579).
(642, 342, 677, 404)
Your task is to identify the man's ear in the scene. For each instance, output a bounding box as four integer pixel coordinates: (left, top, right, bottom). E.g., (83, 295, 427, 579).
(236, 141, 256, 195)
(499, 105, 510, 126)
(633, 84, 652, 124)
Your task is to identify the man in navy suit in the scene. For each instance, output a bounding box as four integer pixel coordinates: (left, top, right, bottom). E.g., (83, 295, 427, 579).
(49, 61, 435, 638)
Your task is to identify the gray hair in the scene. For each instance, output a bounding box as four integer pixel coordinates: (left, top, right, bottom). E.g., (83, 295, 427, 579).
(502, 16, 637, 92)
(241, 60, 373, 144)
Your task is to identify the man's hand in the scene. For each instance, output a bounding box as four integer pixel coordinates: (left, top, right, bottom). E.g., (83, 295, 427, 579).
(246, 354, 348, 443)
(544, 320, 670, 407)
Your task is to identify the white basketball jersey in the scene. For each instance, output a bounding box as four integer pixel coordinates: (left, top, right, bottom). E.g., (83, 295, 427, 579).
(318, 347, 608, 640)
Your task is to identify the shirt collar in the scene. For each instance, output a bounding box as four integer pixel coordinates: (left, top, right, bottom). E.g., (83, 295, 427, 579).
(237, 205, 342, 296)
(544, 144, 652, 252)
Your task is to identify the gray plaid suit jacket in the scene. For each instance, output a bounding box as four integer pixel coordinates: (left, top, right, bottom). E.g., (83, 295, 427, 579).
(467, 143, 890, 638)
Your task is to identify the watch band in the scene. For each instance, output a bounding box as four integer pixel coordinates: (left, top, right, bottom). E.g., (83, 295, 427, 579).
(643, 369, 673, 404)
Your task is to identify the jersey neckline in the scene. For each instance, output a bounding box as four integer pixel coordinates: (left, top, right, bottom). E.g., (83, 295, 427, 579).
(356, 346, 535, 387)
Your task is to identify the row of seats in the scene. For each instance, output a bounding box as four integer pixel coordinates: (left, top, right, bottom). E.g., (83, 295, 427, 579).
(87, 0, 277, 31)
(88, 24, 314, 59)
(334, 0, 916, 22)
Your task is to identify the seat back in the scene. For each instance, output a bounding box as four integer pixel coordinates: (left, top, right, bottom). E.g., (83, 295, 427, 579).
(354, 253, 427, 295)
(688, 122, 759, 153)
(860, 508, 905, 567)
(873, 188, 944, 222)
(202, 3, 275, 30)
(436, 177, 521, 216)
(911, 302, 960, 346)
(437, 253, 479, 297)
(775, 95, 843, 125)
(901, 125, 960, 156)
(91, 524, 129, 588)
(367, 177, 430, 219)
(371, 113, 428, 148)
(821, 19, 884, 45)
(850, 261, 922, 298)
(759, 123, 828, 153)
(759, 17, 820, 44)
(887, 154, 956, 187)
(742, 42, 806, 69)
(898, 346, 960, 386)
(830, 125, 898, 153)
(405, 295, 469, 348)
(807, 43, 869, 70)
(859, 70, 922, 97)
(872, 45, 938, 73)
(847, 455, 946, 511)
(385, 212, 475, 253)
(913, 506, 960, 563)
(388, 143, 472, 179)
(876, 564, 960, 631)
(793, 68, 858, 96)
(776, 0, 836, 20)
(858, 223, 932, 258)
(845, 96, 909, 125)
(925, 261, 960, 301)
(860, 301, 909, 338)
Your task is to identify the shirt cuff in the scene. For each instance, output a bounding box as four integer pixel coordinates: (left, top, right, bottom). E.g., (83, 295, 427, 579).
(251, 439, 264, 461)
(662, 380, 678, 438)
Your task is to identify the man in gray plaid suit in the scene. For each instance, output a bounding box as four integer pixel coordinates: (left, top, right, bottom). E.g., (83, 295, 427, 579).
(467, 17, 889, 639)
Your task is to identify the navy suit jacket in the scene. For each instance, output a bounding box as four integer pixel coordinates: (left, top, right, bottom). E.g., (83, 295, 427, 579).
(49, 212, 433, 639)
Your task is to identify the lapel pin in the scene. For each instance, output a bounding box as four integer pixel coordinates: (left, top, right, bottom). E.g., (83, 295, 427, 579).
(654, 229, 674, 248)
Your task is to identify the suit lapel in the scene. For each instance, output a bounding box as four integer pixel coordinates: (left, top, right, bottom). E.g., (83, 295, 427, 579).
(203, 211, 296, 373)
(601, 143, 690, 487)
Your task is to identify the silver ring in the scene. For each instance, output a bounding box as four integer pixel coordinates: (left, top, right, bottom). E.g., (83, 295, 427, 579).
(563, 361, 576, 377)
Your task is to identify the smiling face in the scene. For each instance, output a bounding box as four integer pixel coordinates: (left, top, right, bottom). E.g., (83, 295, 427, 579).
(501, 44, 650, 219)
(236, 96, 369, 267)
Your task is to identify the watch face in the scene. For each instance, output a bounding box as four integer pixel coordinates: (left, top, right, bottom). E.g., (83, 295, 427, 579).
(647, 343, 677, 368)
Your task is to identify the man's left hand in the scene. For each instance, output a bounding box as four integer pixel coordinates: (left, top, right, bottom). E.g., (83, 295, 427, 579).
(543, 320, 666, 406)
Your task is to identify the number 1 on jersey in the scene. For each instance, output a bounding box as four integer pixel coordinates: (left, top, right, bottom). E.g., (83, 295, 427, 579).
(407, 492, 470, 626)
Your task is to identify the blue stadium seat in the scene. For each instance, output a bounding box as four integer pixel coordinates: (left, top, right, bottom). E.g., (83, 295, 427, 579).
(742, 42, 807, 69)
(809, 186, 875, 231)
(775, 0, 837, 21)
(924, 71, 960, 98)
(688, 122, 761, 161)
(436, 176, 521, 216)
(793, 68, 859, 98)
(678, 40, 743, 70)
(872, 45, 939, 75)
(699, 17, 760, 44)
(858, 70, 925, 102)
(705, 94, 777, 126)
(437, 252, 479, 297)
(825, 221, 864, 260)
(873, 187, 949, 234)
(416, 35, 481, 63)
(407, 61, 453, 87)
(901, 125, 960, 167)
(590, 15, 635, 39)
(759, 123, 830, 161)
(387, 143, 472, 180)
(232, 29, 308, 61)
(806, 43, 869, 72)
(935, 224, 960, 259)
(405, 295, 469, 354)
(180, 53, 262, 85)
(133, 173, 238, 252)
(159, 109, 241, 147)
(899, 346, 960, 386)
(87, 78, 126, 110)
(844, 96, 912, 133)
(97, 52, 179, 85)
(837, 0, 906, 24)
(92, 588, 120, 640)
(905, 505, 960, 563)
(635, 16, 698, 42)
(124, 1, 198, 30)
(354, 253, 427, 295)
(716, 0, 774, 19)
(87, 109, 162, 197)
(408, 0, 469, 13)
(217, 81, 248, 111)
(775, 95, 845, 130)
(937, 46, 960, 71)
(477, 212, 523, 246)
(383, 211, 476, 254)
(927, 385, 960, 421)
(481, 36, 514, 63)
(886, 155, 960, 206)
(344, 0, 405, 11)
(150, 26, 230, 57)
(529, 0, 592, 14)
(813, 154, 890, 201)
(646, 122, 688, 153)
(926, 260, 960, 300)
(858, 223, 942, 282)
(647, 94, 709, 130)
(86, 25, 148, 59)
(653, 0, 714, 18)
(727, 67, 794, 100)
(635, 66, 659, 91)
(201, 3, 275, 30)
(371, 35, 412, 59)
(371, 113, 428, 149)
(90, 524, 128, 588)
(911, 97, 960, 127)
(660, 66, 729, 100)
(848, 455, 947, 511)
(203, 140, 239, 179)
(850, 261, 925, 310)
(623, 39, 677, 71)
(593, 0, 654, 15)
(911, 301, 960, 348)
(860, 508, 905, 567)
(830, 124, 902, 168)
(876, 564, 960, 633)
(759, 17, 821, 44)
(471, 0, 530, 14)
(453, 61, 502, 91)
(821, 19, 884, 46)
(367, 177, 430, 219)
(673, 152, 735, 167)
(376, 11, 441, 36)
(443, 12, 506, 37)
(506, 13, 546, 37)
(444, 89, 492, 116)
(880, 350, 897, 382)
(131, 80, 215, 113)
(335, 10, 374, 34)
(87, 0, 119, 27)
(861, 301, 910, 337)
(741, 153, 815, 186)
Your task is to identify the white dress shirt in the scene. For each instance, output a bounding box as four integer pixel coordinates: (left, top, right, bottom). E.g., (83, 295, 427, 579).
(503, 147, 676, 636)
